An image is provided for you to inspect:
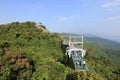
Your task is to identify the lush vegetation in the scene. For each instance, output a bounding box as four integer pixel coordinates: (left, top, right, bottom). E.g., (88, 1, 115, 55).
(0, 22, 72, 80)
(0, 22, 120, 80)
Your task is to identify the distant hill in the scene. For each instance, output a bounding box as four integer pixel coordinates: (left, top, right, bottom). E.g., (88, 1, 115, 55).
(85, 36, 120, 49)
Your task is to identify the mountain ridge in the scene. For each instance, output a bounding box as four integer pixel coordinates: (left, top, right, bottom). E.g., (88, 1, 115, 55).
(85, 36, 120, 49)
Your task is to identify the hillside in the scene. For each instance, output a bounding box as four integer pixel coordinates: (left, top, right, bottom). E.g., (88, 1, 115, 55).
(85, 36, 120, 67)
(0, 22, 120, 80)
(0, 22, 72, 80)
(84, 36, 120, 80)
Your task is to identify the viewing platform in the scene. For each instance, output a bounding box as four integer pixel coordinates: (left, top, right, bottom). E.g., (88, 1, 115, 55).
(62, 35, 88, 71)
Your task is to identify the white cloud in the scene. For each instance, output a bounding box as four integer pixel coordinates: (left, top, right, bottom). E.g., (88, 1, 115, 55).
(102, 0, 120, 11)
(57, 16, 68, 22)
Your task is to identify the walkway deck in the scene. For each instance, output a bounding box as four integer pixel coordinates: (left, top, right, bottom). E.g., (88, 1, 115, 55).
(72, 53, 89, 71)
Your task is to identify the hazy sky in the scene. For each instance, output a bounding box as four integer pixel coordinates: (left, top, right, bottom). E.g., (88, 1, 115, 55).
(0, 0, 120, 42)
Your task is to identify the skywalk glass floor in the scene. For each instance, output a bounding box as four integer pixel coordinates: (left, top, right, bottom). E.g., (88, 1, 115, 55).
(72, 54, 88, 71)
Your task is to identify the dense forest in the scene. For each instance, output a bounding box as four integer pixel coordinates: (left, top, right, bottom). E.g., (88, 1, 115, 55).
(0, 22, 120, 80)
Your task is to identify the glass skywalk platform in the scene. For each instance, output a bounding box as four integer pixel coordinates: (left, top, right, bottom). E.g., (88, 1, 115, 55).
(62, 35, 89, 71)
